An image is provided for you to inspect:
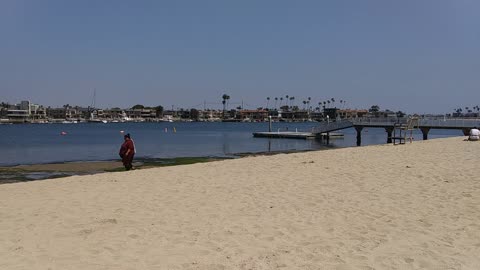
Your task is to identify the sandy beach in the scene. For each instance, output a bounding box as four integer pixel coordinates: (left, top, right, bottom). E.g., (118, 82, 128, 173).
(0, 137, 479, 269)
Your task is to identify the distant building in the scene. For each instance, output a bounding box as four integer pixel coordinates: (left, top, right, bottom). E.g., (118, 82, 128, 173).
(6, 100, 46, 123)
(323, 108, 338, 120)
(337, 109, 368, 119)
(125, 108, 156, 120)
(238, 109, 268, 121)
(47, 108, 67, 119)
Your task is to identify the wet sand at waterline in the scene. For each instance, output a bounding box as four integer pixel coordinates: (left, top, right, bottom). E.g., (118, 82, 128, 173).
(0, 137, 479, 269)
(0, 157, 224, 183)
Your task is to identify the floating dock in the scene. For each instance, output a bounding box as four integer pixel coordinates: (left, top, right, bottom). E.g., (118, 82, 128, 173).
(253, 132, 344, 140)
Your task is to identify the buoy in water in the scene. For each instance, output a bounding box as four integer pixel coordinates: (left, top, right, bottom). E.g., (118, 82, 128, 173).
(165, 127, 168, 133)
(61, 131, 67, 135)
(173, 127, 176, 133)
(120, 130, 125, 134)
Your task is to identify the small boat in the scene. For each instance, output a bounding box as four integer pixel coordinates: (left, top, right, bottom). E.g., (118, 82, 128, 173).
(87, 111, 107, 123)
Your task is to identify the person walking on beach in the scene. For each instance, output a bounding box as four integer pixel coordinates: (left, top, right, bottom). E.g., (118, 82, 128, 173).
(468, 127, 480, 141)
(119, 133, 136, 170)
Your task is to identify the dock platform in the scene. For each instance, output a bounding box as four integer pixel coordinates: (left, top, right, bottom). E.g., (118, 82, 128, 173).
(253, 132, 344, 140)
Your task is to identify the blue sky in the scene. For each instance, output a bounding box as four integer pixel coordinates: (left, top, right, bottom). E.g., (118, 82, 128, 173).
(1, 0, 479, 113)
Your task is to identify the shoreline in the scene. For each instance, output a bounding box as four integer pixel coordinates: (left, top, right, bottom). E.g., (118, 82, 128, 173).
(0, 147, 342, 184)
(0, 134, 468, 184)
(0, 157, 229, 184)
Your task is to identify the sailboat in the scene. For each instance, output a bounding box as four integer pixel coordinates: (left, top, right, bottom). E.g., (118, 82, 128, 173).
(120, 111, 133, 122)
(87, 89, 108, 123)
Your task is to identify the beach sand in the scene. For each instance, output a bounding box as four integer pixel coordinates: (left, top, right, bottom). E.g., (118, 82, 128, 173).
(0, 137, 479, 269)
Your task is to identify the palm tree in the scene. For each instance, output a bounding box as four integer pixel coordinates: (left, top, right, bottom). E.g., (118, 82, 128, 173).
(280, 97, 283, 107)
(302, 100, 307, 110)
(274, 97, 278, 109)
(327, 100, 331, 108)
(222, 94, 227, 111)
(331, 98, 335, 108)
(266, 97, 270, 109)
(222, 94, 230, 118)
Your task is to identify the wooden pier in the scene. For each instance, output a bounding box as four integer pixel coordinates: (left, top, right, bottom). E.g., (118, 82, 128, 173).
(310, 117, 480, 146)
(253, 117, 479, 145)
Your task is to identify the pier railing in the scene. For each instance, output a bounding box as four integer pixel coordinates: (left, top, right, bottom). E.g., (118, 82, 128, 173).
(417, 118, 480, 128)
(350, 117, 480, 129)
(310, 117, 480, 135)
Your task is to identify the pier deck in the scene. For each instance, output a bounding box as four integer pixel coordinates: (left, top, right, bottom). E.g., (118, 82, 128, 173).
(253, 132, 344, 140)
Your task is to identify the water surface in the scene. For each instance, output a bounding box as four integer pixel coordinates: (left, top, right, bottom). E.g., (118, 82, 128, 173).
(0, 122, 463, 166)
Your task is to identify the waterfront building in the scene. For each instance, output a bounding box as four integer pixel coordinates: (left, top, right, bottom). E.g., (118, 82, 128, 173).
(337, 109, 369, 119)
(125, 108, 156, 120)
(6, 100, 46, 123)
(238, 109, 268, 121)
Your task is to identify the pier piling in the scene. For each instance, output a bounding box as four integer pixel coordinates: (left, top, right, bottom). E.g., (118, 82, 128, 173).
(385, 127, 394, 143)
(420, 127, 430, 140)
(355, 127, 363, 146)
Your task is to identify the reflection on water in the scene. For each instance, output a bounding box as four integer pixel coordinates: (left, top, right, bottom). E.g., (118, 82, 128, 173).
(0, 122, 463, 166)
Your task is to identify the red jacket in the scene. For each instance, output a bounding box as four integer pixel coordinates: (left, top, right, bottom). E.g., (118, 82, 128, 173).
(119, 139, 135, 158)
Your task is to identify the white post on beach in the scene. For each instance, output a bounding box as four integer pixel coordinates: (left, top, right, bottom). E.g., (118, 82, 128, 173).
(268, 116, 272, 132)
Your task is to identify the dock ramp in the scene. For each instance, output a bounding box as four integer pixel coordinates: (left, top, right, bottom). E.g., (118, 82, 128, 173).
(311, 120, 354, 134)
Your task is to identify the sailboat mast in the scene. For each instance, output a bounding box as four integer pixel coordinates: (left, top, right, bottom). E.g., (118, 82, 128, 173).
(92, 89, 96, 109)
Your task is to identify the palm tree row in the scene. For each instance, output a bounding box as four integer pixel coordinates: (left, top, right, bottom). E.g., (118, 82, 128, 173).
(221, 94, 348, 113)
(264, 96, 347, 111)
(454, 105, 480, 114)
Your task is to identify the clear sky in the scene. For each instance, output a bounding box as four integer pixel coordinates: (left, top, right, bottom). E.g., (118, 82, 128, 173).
(1, 0, 479, 114)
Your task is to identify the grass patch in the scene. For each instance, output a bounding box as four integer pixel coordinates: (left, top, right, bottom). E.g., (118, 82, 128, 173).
(1, 156, 230, 183)
(142, 157, 223, 167)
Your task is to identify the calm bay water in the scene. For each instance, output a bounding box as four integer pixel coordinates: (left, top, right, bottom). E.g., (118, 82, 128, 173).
(0, 122, 463, 166)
